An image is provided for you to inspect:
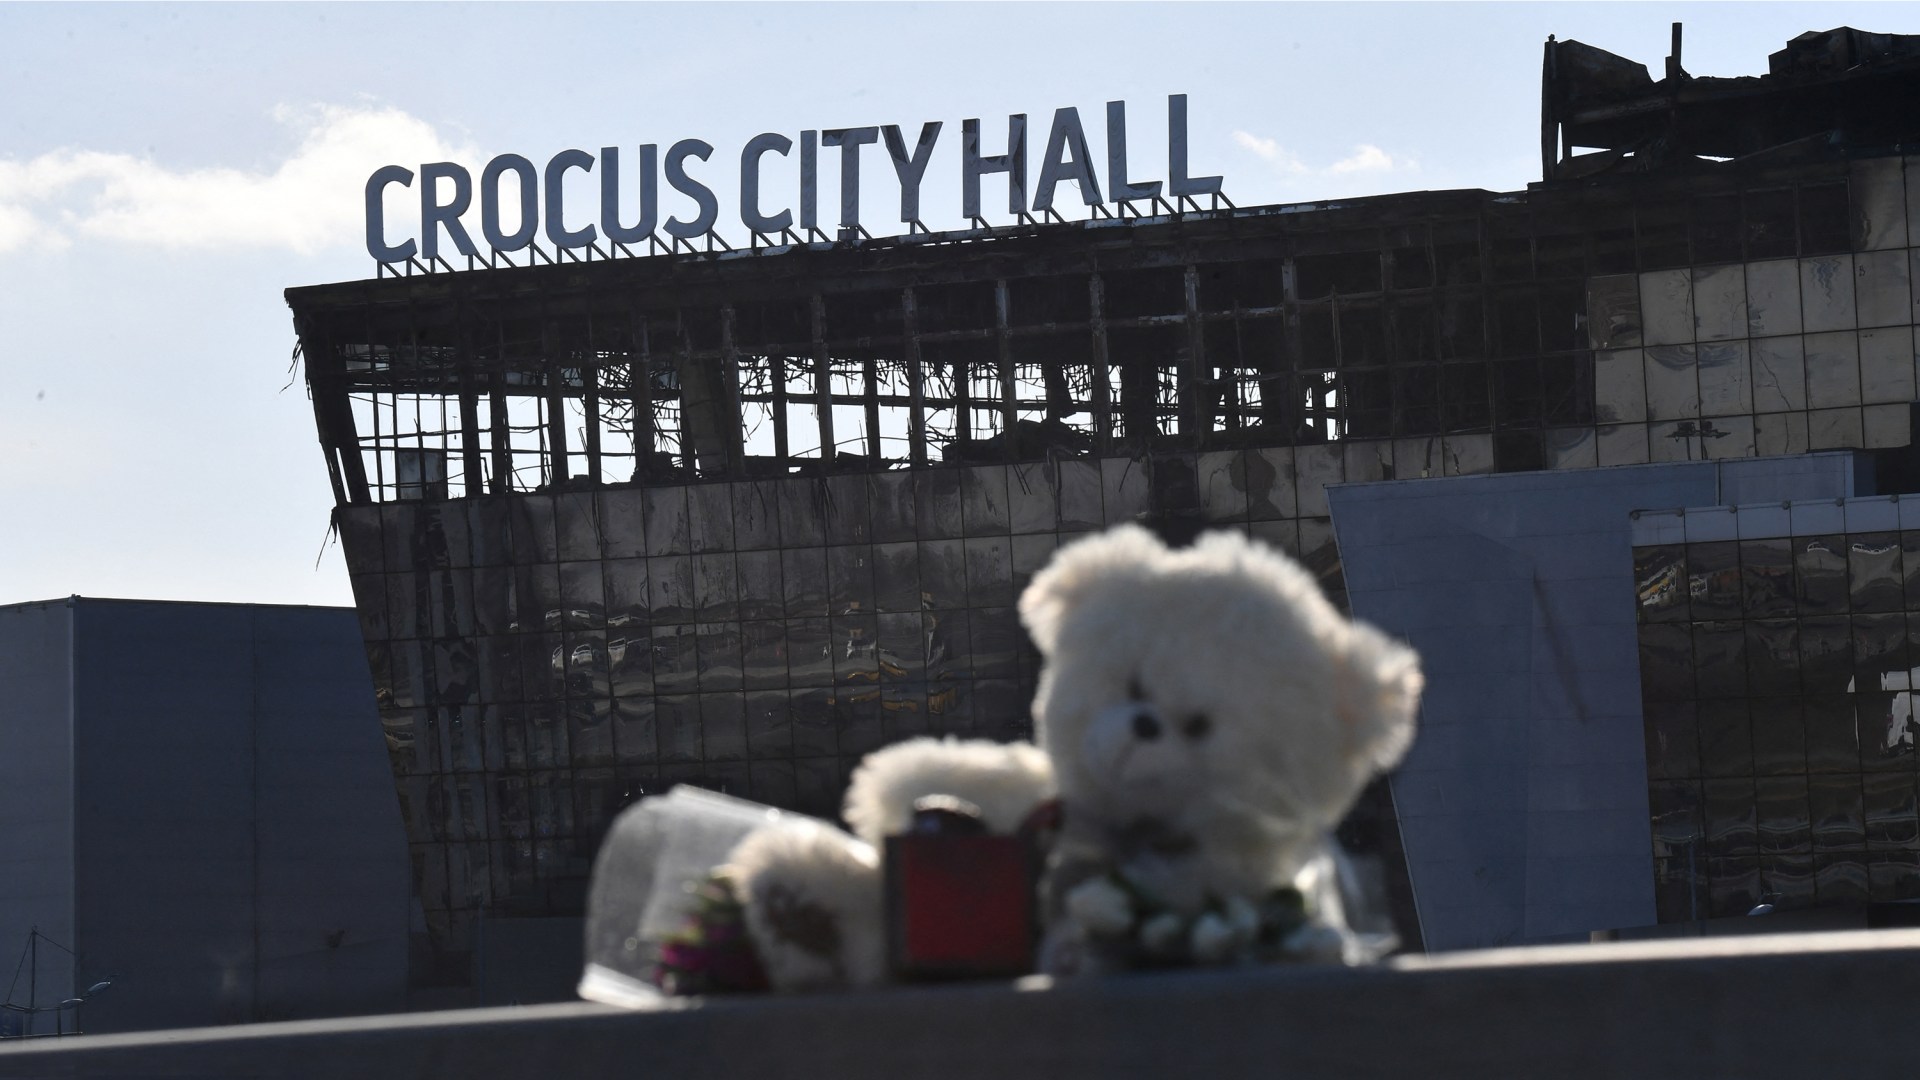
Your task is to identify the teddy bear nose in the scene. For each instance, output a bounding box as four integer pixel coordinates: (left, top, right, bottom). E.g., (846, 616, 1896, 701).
(1131, 711, 1162, 741)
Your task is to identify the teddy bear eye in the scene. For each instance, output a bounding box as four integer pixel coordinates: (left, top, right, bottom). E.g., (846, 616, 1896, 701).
(1182, 714, 1212, 740)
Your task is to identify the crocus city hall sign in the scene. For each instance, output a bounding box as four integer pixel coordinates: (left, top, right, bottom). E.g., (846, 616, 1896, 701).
(364, 95, 1223, 263)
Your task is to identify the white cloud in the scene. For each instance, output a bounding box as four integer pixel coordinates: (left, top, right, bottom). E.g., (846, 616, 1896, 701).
(0, 200, 64, 252)
(1231, 132, 1418, 184)
(1327, 144, 1408, 175)
(0, 104, 472, 256)
(1231, 130, 1306, 174)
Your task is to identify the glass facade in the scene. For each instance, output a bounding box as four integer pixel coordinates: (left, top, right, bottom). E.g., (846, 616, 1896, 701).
(1634, 497, 1920, 921)
(293, 146, 1920, 965)
(1585, 164, 1920, 469)
(332, 450, 1349, 954)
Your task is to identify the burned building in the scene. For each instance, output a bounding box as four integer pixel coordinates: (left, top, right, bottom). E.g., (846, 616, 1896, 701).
(290, 25, 1920, 982)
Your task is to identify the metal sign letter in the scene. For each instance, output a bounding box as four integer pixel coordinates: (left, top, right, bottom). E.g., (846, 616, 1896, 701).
(364, 165, 417, 262)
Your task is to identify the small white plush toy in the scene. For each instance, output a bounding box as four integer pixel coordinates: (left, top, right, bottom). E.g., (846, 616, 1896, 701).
(721, 737, 1053, 991)
(1019, 525, 1422, 974)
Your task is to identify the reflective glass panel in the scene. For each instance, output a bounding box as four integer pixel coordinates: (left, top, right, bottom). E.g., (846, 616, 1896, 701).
(1009, 463, 1061, 534)
(556, 493, 601, 562)
(1703, 778, 1757, 857)
(694, 554, 740, 622)
(695, 622, 743, 692)
(1797, 615, 1854, 695)
(1638, 623, 1696, 704)
(597, 490, 646, 560)
(1808, 775, 1866, 851)
(1870, 853, 1920, 902)
(1754, 777, 1811, 854)
(1692, 621, 1746, 699)
(642, 487, 690, 556)
(786, 618, 834, 689)
(1760, 854, 1816, 909)
(1687, 542, 1741, 621)
(688, 482, 735, 554)
(1743, 541, 1797, 618)
(965, 537, 1015, 608)
(781, 548, 829, 619)
(1653, 854, 1706, 923)
(745, 690, 793, 759)
(789, 688, 838, 758)
(962, 466, 1011, 534)
(1804, 693, 1860, 774)
(830, 613, 881, 686)
(567, 697, 614, 768)
(603, 559, 650, 627)
(526, 704, 568, 769)
(1643, 701, 1700, 780)
(700, 693, 747, 762)
(825, 474, 872, 546)
(647, 556, 695, 624)
(918, 539, 968, 610)
(1794, 535, 1850, 615)
(1635, 545, 1689, 622)
(1697, 699, 1753, 779)
(740, 620, 787, 691)
(612, 696, 658, 764)
(1849, 531, 1904, 612)
(778, 480, 826, 547)
(654, 695, 702, 763)
(559, 562, 605, 630)
(650, 624, 699, 695)
(1706, 857, 1761, 918)
(1814, 855, 1869, 904)
(749, 759, 798, 809)
(1903, 531, 1920, 608)
(1863, 770, 1919, 850)
(1744, 619, 1800, 697)
(1749, 695, 1807, 776)
(827, 545, 875, 615)
(734, 551, 783, 622)
(836, 695, 886, 759)
(913, 469, 965, 538)
(867, 473, 917, 544)
(731, 481, 782, 551)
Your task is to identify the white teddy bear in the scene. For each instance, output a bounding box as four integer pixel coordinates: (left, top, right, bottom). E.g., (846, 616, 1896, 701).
(595, 524, 1420, 994)
(1018, 525, 1422, 974)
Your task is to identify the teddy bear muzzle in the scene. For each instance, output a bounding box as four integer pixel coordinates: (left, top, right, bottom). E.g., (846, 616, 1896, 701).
(1080, 700, 1208, 806)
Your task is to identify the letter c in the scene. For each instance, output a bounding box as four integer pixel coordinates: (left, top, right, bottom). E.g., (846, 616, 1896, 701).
(364, 165, 417, 262)
(739, 133, 794, 233)
(543, 149, 598, 250)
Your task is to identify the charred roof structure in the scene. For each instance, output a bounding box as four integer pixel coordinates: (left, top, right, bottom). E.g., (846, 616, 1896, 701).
(292, 190, 1594, 506)
(1544, 24, 1920, 181)
(291, 26, 1920, 992)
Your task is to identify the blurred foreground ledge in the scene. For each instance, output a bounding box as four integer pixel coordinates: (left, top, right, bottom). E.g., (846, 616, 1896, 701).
(5, 929, 1920, 1079)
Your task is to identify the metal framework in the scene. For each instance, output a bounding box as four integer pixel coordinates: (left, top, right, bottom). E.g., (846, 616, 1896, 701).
(294, 194, 1618, 505)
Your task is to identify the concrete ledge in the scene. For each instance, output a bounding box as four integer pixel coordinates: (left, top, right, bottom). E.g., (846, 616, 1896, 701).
(5, 930, 1919, 1078)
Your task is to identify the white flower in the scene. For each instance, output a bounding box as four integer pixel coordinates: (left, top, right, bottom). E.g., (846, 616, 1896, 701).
(1065, 878, 1135, 935)
(1222, 895, 1260, 938)
(1190, 912, 1238, 962)
(1140, 912, 1187, 956)
(1283, 921, 1350, 962)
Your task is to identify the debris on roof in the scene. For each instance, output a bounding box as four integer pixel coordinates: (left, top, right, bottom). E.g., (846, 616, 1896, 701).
(1542, 23, 1920, 182)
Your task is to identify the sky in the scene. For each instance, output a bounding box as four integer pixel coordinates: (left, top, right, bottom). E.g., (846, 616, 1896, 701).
(3, 1, 1914, 609)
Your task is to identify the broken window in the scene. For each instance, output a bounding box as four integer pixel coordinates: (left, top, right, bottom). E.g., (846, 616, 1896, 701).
(299, 193, 1634, 502)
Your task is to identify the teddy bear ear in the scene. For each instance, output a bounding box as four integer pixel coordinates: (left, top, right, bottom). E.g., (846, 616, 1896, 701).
(1335, 621, 1423, 773)
(1017, 525, 1166, 655)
